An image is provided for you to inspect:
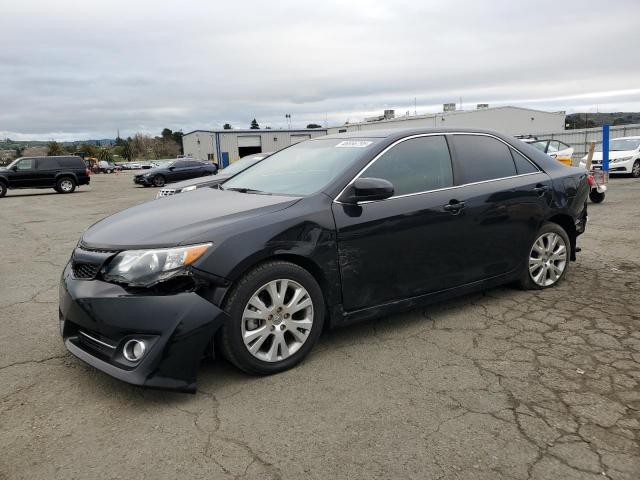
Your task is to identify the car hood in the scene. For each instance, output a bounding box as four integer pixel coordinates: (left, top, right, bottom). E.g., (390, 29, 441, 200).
(81, 188, 301, 249)
(164, 174, 229, 190)
(582, 150, 637, 161)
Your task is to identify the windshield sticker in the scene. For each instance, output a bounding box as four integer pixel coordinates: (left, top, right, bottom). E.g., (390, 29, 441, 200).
(335, 140, 373, 148)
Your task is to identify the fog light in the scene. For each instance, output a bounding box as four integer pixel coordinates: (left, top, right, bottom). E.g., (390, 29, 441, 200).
(123, 339, 146, 362)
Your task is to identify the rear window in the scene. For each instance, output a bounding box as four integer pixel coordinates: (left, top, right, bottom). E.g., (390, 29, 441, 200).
(452, 135, 517, 184)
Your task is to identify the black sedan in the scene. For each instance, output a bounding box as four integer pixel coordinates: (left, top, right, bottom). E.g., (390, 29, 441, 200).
(133, 159, 218, 187)
(155, 153, 270, 199)
(60, 128, 589, 392)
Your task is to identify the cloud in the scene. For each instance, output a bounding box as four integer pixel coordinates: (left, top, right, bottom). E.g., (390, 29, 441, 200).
(1, 0, 639, 140)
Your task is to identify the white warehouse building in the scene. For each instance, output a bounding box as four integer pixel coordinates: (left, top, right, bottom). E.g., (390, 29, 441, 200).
(182, 129, 328, 166)
(327, 106, 566, 136)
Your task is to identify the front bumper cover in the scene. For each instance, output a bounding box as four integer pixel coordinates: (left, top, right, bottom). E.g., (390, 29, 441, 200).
(59, 264, 228, 392)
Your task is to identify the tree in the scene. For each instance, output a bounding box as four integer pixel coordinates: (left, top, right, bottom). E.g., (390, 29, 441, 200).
(306, 123, 322, 129)
(171, 131, 183, 155)
(79, 143, 98, 157)
(115, 136, 126, 147)
(47, 141, 63, 156)
(97, 148, 112, 163)
(161, 128, 173, 141)
(250, 119, 260, 129)
(122, 141, 133, 161)
(223, 123, 232, 130)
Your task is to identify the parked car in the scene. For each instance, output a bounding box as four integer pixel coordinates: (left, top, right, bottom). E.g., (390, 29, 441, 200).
(60, 128, 589, 392)
(133, 160, 218, 187)
(528, 139, 574, 164)
(156, 153, 270, 198)
(0, 155, 90, 197)
(97, 160, 120, 174)
(578, 136, 640, 177)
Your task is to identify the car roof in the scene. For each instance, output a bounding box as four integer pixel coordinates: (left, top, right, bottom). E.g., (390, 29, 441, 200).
(318, 127, 515, 142)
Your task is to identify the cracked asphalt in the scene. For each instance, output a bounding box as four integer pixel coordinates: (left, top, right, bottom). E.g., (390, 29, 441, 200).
(1, 172, 639, 480)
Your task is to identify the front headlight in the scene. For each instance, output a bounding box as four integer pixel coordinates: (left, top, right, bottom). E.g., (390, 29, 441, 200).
(180, 185, 198, 193)
(611, 156, 632, 164)
(103, 243, 212, 286)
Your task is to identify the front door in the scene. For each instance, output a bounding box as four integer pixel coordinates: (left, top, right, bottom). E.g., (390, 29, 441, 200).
(9, 158, 38, 188)
(332, 134, 464, 312)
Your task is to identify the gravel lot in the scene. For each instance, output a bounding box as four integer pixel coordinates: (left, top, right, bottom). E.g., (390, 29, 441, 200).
(1, 171, 639, 480)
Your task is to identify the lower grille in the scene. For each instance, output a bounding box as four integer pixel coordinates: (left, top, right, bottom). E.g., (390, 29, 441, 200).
(72, 262, 101, 279)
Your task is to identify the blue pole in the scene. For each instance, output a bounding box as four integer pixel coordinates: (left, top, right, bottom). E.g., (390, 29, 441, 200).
(602, 124, 610, 172)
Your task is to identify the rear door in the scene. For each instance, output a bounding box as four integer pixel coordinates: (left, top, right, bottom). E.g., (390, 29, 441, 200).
(34, 157, 60, 187)
(447, 134, 552, 282)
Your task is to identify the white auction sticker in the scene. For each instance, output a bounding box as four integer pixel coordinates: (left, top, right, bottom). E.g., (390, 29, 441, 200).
(335, 140, 373, 148)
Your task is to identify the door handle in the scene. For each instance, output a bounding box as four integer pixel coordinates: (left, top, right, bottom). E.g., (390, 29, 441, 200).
(533, 184, 549, 196)
(443, 200, 466, 215)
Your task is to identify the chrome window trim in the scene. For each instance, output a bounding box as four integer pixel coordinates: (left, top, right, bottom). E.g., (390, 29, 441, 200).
(333, 132, 543, 205)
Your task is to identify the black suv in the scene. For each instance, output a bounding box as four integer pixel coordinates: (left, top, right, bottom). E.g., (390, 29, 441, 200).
(0, 156, 90, 197)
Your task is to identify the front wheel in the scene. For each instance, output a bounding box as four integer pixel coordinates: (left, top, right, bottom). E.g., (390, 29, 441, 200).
(631, 160, 640, 178)
(219, 261, 325, 375)
(589, 189, 605, 203)
(519, 223, 570, 290)
(0, 182, 7, 198)
(152, 175, 165, 187)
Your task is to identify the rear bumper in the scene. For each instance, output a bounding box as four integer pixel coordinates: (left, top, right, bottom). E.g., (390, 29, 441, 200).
(59, 264, 228, 392)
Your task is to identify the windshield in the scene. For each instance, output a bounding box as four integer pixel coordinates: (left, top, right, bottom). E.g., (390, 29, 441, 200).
(221, 155, 265, 176)
(223, 138, 375, 195)
(596, 139, 640, 152)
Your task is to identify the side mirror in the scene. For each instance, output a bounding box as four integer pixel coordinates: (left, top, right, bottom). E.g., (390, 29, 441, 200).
(10, 165, 17, 171)
(168, 166, 175, 171)
(340, 177, 394, 204)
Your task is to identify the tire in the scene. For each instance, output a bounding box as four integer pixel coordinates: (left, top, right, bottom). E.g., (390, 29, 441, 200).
(519, 222, 570, 290)
(56, 177, 76, 194)
(0, 182, 7, 198)
(631, 160, 640, 178)
(589, 190, 605, 203)
(106, 169, 113, 174)
(219, 261, 325, 375)
(152, 175, 165, 187)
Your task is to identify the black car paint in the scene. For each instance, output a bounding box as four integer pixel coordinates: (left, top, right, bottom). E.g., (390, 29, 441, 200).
(0, 156, 90, 192)
(60, 128, 589, 392)
(133, 161, 218, 186)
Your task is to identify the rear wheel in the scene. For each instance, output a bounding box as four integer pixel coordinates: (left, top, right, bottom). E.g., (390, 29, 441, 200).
(0, 182, 7, 198)
(219, 261, 325, 375)
(152, 175, 165, 187)
(631, 160, 640, 178)
(519, 223, 570, 290)
(589, 190, 605, 203)
(56, 177, 76, 194)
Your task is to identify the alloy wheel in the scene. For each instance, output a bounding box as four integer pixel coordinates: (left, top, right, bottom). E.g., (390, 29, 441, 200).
(528, 232, 567, 287)
(632, 161, 640, 178)
(241, 279, 314, 362)
(60, 179, 73, 192)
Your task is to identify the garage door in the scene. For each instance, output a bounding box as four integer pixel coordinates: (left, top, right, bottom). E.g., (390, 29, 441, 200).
(237, 136, 262, 147)
(290, 134, 311, 144)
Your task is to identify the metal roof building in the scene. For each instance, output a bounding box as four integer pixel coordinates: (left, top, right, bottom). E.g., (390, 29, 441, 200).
(182, 129, 328, 166)
(327, 106, 566, 136)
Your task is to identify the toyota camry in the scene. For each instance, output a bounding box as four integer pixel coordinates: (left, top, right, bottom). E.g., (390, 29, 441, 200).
(59, 128, 589, 392)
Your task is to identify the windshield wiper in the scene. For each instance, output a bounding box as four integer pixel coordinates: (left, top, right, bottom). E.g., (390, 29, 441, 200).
(225, 187, 272, 195)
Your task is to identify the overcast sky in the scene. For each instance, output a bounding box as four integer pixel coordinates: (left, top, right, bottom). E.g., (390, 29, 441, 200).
(1, 0, 639, 141)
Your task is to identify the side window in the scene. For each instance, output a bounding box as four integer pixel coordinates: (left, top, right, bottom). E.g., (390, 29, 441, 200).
(547, 141, 560, 154)
(37, 158, 62, 169)
(361, 135, 453, 196)
(173, 161, 187, 168)
(57, 157, 81, 168)
(510, 150, 539, 174)
(16, 158, 35, 170)
(452, 135, 517, 184)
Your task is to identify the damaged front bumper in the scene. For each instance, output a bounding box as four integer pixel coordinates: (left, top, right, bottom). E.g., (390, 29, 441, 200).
(59, 264, 228, 393)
